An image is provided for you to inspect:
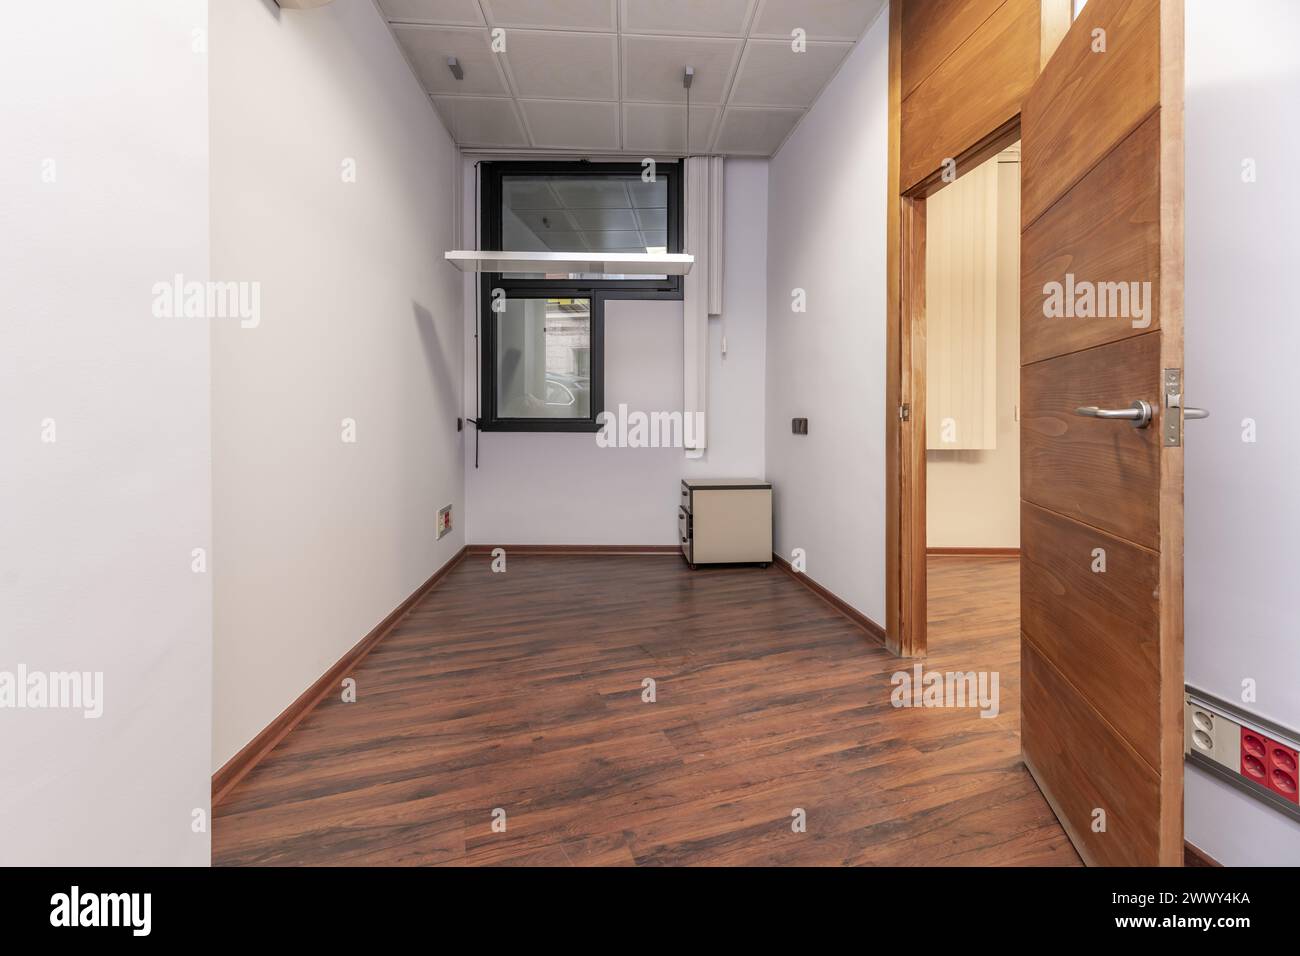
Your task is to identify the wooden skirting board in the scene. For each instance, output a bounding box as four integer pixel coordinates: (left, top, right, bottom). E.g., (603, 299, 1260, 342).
(1183, 841, 1221, 867)
(772, 553, 887, 646)
(465, 544, 681, 555)
(211, 545, 469, 806)
(928, 547, 1021, 557)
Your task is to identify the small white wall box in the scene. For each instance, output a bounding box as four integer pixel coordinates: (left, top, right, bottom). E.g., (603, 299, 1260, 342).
(1184, 697, 1241, 771)
(437, 505, 452, 539)
(679, 479, 772, 569)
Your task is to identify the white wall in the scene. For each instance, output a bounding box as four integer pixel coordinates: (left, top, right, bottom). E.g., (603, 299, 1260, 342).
(0, 1, 212, 865)
(1184, 0, 1300, 865)
(764, 10, 889, 622)
(210, 0, 464, 768)
(461, 158, 768, 545)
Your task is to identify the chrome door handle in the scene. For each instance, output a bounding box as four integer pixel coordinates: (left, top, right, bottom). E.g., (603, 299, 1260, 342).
(1185, 407, 1210, 420)
(1074, 400, 1153, 428)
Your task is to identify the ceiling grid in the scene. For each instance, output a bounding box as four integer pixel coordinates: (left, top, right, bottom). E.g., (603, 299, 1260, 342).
(376, 0, 885, 157)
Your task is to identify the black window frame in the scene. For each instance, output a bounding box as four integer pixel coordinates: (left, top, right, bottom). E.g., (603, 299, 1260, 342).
(478, 161, 683, 434)
(481, 288, 605, 433)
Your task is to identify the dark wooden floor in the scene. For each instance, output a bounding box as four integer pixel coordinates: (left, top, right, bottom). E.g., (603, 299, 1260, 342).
(213, 554, 1080, 866)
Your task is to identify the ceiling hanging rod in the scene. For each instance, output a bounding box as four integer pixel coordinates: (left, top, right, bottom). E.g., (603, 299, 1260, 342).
(683, 66, 694, 157)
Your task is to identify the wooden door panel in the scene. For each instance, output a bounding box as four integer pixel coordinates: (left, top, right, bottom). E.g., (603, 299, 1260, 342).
(901, 0, 1007, 100)
(1021, 332, 1162, 548)
(1019, 0, 1182, 867)
(1021, 0, 1160, 227)
(1021, 639, 1161, 866)
(900, 0, 1040, 190)
(1021, 501, 1160, 769)
(1021, 111, 1162, 366)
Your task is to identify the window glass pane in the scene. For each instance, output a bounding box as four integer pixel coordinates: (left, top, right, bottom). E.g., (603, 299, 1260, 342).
(501, 173, 668, 279)
(495, 298, 592, 419)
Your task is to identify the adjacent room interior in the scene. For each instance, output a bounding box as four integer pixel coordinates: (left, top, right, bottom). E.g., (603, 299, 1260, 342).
(924, 144, 1022, 668)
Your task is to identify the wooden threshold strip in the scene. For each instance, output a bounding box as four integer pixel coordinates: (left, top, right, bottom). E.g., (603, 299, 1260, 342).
(928, 547, 1021, 557)
(772, 552, 887, 646)
(211, 545, 469, 806)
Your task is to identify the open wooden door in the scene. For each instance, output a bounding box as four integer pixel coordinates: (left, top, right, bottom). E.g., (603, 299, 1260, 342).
(1018, 0, 1185, 866)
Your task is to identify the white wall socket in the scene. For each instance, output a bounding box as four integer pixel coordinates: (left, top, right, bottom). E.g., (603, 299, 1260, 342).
(1184, 697, 1242, 771)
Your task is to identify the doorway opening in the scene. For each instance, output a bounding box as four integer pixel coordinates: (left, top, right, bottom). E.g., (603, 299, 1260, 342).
(924, 144, 1022, 649)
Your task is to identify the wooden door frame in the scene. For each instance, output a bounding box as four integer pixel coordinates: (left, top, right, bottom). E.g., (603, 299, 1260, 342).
(885, 0, 1073, 658)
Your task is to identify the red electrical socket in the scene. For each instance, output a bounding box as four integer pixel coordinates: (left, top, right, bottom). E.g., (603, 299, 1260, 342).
(1240, 728, 1300, 803)
(1268, 739, 1299, 804)
(1241, 729, 1269, 785)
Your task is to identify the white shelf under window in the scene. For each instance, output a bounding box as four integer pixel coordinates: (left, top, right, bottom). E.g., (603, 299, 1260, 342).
(444, 250, 694, 276)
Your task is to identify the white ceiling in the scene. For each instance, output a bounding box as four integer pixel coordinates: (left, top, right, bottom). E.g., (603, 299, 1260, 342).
(378, 0, 887, 156)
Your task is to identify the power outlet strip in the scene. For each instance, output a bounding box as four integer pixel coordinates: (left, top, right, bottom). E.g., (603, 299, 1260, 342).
(1185, 698, 1241, 770)
(1185, 687, 1300, 822)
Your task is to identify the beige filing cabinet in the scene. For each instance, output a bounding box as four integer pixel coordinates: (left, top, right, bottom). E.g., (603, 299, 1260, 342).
(678, 479, 773, 568)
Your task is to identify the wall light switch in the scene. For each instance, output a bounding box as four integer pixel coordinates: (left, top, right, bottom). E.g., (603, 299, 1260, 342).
(437, 504, 453, 539)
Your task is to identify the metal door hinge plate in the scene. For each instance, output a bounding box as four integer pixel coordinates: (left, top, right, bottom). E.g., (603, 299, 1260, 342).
(899, 403, 911, 422)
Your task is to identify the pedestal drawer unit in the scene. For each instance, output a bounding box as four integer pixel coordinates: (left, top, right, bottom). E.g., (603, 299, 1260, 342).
(679, 478, 772, 568)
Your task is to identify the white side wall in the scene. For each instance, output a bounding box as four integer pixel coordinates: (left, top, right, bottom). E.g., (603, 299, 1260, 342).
(0, 1, 212, 865)
(210, 0, 464, 768)
(764, 11, 889, 622)
(461, 158, 768, 546)
(1183, 0, 1300, 865)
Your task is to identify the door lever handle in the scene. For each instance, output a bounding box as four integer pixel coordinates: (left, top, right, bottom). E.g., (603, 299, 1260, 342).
(1074, 400, 1153, 428)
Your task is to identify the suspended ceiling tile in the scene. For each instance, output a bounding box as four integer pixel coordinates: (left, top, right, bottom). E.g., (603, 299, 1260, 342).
(622, 35, 743, 105)
(714, 106, 804, 155)
(627, 179, 668, 209)
(510, 208, 579, 238)
(749, 0, 885, 41)
(481, 0, 618, 32)
(431, 96, 529, 146)
(377, 0, 486, 26)
(502, 179, 565, 210)
(568, 206, 641, 230)
(518, 229, 590, 252)
(588, 230, 650, 250)
(551, 178, 634, 208)
(622, 103, 720, 154)
(728, 38, 852, 107)
(619, 0, 758, 37)
(503, 30, 619, 100)
(393, 25, 510, 95)
(633, 206, 669, 231)
(519, 99, 621, 150)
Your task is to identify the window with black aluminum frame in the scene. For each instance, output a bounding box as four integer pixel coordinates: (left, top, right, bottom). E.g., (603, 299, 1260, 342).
(477, 161, 683, 433)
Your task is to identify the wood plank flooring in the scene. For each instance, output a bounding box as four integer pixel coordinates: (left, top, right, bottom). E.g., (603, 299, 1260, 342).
(212, 555, 1080, 866)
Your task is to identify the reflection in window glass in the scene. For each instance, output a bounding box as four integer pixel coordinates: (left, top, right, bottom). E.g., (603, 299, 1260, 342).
(495, 298, 591, 419)
(501, 174, 668, 279)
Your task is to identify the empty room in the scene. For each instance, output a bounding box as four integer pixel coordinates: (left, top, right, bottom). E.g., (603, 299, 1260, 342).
(4, 0, 1300, 917)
